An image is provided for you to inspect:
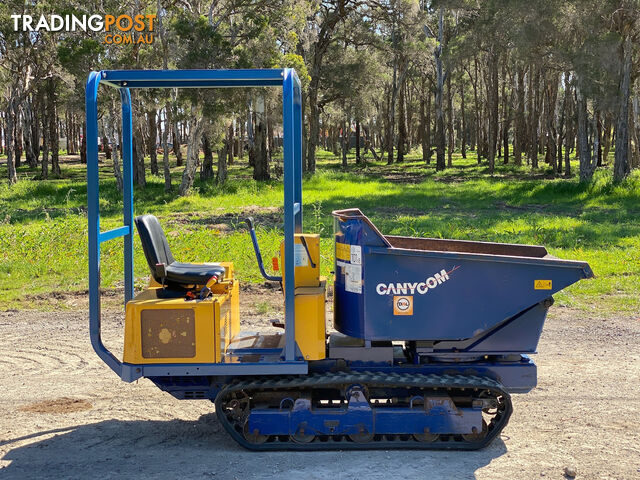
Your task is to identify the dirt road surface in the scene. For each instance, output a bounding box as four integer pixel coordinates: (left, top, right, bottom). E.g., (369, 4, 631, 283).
(1, 291, 639, 480)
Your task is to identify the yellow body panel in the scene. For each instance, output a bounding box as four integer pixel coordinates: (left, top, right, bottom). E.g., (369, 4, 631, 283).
(124, 275, 239, 365)
(280, 234, 321, 288)
(294, 278, 327, 360)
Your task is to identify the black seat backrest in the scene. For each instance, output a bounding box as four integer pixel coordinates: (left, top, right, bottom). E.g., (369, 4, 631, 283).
(134, 214, 175, 282)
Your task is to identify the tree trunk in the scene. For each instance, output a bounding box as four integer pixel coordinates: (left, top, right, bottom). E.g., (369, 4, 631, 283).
(306, 85, 320, 173)
(161, 108, 171, 191)
(460, 77, 467, 159)
(148, 108, 158, 175)
(632, 95, 640, 169)
(6, 100, 18, 184)
(595, 109, 603, 167)
(252, 95, 270, 181)
(228, 122, 235, 166)
(14, 118, 23, 169)
(563, 75, 573, 177)
(446, 70, 454, 167)
(200, 133, 214, 181)
(420, 77, 431, 164)
(48, 79, 60, 176)
(528, 64, 539, 169)
(171, 114, 183, 166)
(331, 125, 340, 156)
(545, 75, 559, 173)
(435, 8, 446, 171)
(557, 73, 568, 174)
(397, 78, 406, 163)
(355, 119, 361, 164)
(103, 134, 111, 159)
(614, 34, 632, 182)
(239, 117, 245, 159)
(602, 113, 613, 164)
(487, 51, 499, 174)
(387, 57, 398, 165)
(501, 63, 510, 165)
(109, 111, 123, 192)
(132, 124, 146, 187)
(22, 97, 39, 168)
(342, 118, 349, 168)
(217, 142, 228, 185)
(470, 59, 481, 162)
(178, 115, 204, 195)
(564, 96, 573, 177)
(576, 81, 595, 181)
(81, 121, 87, 164)
(41, 107, 49, 179)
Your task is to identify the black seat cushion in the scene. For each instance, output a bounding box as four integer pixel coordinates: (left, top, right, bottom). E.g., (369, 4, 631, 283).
(165, 262, 226, 286)
(134, 214, 225, 288)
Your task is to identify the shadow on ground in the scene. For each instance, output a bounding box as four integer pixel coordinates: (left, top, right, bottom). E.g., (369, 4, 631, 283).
(1, 414, 507, 480)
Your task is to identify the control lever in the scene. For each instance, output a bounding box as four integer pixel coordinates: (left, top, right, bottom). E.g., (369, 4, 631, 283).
(245, 217, 283, 282)
(299, 236, 316, 269)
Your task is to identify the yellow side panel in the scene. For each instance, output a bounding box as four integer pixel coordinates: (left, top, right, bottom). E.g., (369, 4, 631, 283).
(280, 234, 320, 288)
(294, 279, 327, 360)
(230, 279, 240, 341)
(124, 287, 233, 364)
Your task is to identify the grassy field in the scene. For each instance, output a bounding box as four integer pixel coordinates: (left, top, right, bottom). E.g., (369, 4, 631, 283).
(0, 148, 639, 315)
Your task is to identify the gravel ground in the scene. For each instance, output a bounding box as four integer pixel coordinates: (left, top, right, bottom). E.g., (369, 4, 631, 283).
(0, 289, 639, 480)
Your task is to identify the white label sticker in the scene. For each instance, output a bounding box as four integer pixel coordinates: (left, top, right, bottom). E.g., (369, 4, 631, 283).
(350, 245, 362, 265)
(345, 264, 362, 294)
(294, 243, 308, 267)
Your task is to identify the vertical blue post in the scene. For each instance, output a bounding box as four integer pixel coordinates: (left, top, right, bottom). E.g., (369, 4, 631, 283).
(282, 69, 297, 361)
(292, 71, 303, 233)
(87, 71, 101, 342)
(120, 88, 134, 302)
(86, 71, 122, 375)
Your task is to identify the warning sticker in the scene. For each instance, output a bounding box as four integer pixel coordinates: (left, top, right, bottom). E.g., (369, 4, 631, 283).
(345, 264, 362, 294)
(393, 296, 413, 315)
(336, 242, 350, 262)
(350, 245, 362, 265)
(294, 243, 308, 267)
(534, 280, 552, 290)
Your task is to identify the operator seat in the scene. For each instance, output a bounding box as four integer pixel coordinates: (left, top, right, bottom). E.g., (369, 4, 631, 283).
(134, 214, 226, 289)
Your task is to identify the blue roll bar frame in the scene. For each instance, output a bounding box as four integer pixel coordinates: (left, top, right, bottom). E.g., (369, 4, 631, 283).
(86, 69, 305, 381)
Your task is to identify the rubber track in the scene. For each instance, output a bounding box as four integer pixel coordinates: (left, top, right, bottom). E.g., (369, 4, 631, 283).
(214, 371, 512, 451)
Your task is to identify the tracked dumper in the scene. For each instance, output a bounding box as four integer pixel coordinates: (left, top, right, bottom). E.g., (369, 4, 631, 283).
(85, 68, 593, 450)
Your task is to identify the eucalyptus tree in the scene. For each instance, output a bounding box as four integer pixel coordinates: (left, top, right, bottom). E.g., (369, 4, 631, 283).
(301, 0, 370, 173)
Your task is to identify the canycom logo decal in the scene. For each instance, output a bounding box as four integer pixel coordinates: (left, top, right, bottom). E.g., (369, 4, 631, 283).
(11, 14, 156, 45)
(376, 266, 459, 296)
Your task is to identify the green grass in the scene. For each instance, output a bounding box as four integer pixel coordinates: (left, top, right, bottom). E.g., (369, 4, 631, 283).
(1, 147, 639, 316)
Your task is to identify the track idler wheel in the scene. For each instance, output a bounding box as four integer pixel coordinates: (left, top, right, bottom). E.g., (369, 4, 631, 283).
(349, 427, 374, 443)
(413, 429, 440, 443)
(243, 422, 268, 445)
(461, 420, 488, 442)
(291, 424, 315, 444)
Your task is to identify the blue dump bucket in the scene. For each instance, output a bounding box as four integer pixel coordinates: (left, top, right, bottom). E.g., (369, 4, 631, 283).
(332, 209, 593, 351)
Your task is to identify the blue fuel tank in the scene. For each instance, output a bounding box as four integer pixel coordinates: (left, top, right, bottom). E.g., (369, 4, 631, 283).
(332, 209, 593, 346)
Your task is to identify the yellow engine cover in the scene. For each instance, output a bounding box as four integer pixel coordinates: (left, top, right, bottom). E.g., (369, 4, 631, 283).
(123, 279, 239, 365)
